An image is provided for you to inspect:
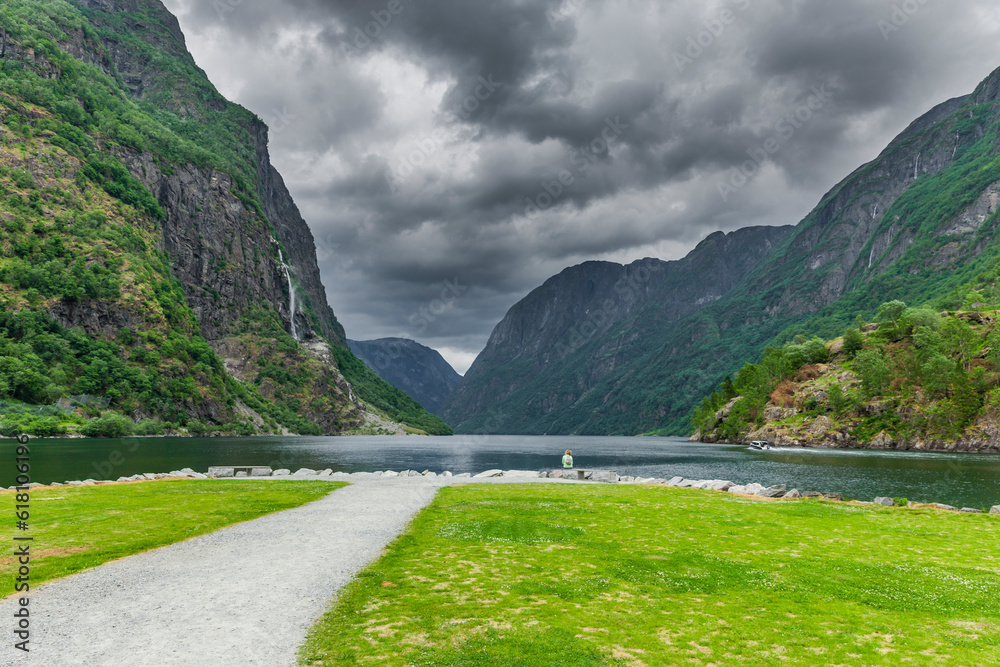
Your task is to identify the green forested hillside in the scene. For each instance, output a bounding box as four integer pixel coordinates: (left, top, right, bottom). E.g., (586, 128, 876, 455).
(692, 289, 1000, 452)
(0, 0, 451, 437)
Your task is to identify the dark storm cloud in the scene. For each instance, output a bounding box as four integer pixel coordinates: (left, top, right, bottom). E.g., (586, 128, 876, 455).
(162, 0, 1000, 372)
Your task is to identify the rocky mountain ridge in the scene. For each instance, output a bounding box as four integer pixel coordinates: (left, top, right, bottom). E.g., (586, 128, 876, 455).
(445, 64, 1000, 436)
(348, 338, 462, 416)
(441, 225, 792, 433)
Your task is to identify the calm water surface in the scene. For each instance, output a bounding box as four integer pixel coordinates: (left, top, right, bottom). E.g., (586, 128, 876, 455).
(3, 435, 999, 509)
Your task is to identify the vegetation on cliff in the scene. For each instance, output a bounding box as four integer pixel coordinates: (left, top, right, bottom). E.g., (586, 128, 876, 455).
(692, 289, 1000, 450)
(0, 0, 451, 436)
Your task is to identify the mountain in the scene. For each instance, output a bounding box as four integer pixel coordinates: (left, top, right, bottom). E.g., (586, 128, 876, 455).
(440, 226, 793, 433)
(0, 0, 450, 437)
(348, 338, 462, 416)
(443, 65, 1000, 436)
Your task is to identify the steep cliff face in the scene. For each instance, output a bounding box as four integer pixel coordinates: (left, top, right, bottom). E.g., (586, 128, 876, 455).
(0, 0, 446, 436)
(348, 338, 462, 415)
(447, 65, 1000, 436)
(441, 226, 792, 434)
(252, 120, 346, 346)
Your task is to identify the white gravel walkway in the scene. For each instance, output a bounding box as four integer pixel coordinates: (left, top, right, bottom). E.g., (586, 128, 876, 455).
(0, 477, 471, 667)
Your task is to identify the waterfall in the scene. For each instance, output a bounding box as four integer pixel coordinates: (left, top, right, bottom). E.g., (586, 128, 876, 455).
(278, 249, 299, 341)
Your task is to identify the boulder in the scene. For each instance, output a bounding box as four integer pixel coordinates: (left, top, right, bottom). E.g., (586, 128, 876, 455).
(473, 470, 504, 478)
(454, 473, 472, 478)
(760, 485, 787, 498)
(960, 508, 984, 513)
(874, 497, 894, 507)
(501, 470, 542, 478)
(209, 467, 236, 478)
(382, 471, 399, 477)
(808, 416, 834, 437)
(785, 489, 801, 499)
(728, 485, 747, 494)
(50, 482, 63, 487)
(251, 467, 273, 477)
(707, 480, 734, 491)
(619, 476, 636, 483)
(678, 479, 697, 488)
(932, 503, 958, 511)
(802, 491, 822, 498)
(315, 469, 333, 477)
(143, 473, 158, 480)
(590, 471, 619, 484)
(991, 505, 1000, 515)
(189, 472, 208, 479)
(442, 471, 453, 477)
(235, 471, 247, 478)
(744, 483, 766, 496)
(293, 468, 317, 476)
(763, 406, 797, 421)
(649, 478, 667, 485)
(821, 493, 843, 501)
(180, 468, 196, 474)
(423, 471, 439, 478)
(272, 469, 291, 476)
(405, 470, 421, 477)
(117, 477, 129, 482)
(666, 476, 685, 486)
(548, 470, 564, 479)
(82, 479, 97, 485)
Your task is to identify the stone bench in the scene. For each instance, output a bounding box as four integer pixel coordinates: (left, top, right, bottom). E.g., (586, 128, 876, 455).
(550, 469, 619, 483)
(208, 466, 273, 478)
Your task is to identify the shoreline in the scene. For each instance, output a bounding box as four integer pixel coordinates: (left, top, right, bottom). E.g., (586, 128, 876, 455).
(693, 434, 1000, 455)
(8, 466, 999, 515)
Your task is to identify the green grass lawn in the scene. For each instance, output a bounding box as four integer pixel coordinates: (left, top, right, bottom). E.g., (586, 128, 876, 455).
(2, 480, 345, 592)
(300, 484, 1000, 666)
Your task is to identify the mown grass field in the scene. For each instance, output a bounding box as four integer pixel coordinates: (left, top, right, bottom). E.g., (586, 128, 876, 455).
(300, 484, 1000, 666)
(2, 480, 345, 592)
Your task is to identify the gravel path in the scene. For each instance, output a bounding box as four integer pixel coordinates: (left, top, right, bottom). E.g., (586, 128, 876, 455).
(0, 477, 472, 666)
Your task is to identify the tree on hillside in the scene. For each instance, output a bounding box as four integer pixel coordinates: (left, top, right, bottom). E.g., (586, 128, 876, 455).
(843, 328, 864, 357)
(854, 348, 892, 397)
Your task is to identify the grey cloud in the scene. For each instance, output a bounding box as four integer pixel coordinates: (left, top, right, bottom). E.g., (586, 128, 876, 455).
(161, 0, 1000, 371)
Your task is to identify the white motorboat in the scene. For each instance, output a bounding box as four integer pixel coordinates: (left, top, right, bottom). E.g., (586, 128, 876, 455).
(748, 441, 771, 451)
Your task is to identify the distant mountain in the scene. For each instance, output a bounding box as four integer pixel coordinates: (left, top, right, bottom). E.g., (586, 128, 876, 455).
(443, 65, 1000, 436)
(349, 339, 463, 415)
(440, 226, 792, 433)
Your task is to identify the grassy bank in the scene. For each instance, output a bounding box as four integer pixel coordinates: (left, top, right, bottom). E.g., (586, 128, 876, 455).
(300, 484, 999, 666)
(2, 480, 345, 593)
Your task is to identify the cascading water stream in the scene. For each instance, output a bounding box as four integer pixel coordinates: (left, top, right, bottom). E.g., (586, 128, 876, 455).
(278, 249, 299, 340)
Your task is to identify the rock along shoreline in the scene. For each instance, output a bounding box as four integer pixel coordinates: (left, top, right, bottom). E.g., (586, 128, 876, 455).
(7, 466, 999, 516)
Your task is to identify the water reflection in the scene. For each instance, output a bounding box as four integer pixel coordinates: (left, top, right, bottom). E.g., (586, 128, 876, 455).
(2, 436, 998, 509)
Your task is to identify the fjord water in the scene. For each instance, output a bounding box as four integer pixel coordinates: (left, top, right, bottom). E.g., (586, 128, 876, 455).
(5, 436, 999, 508)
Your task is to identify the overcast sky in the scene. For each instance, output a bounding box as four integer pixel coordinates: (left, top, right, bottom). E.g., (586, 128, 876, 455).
(161, 0, 1000, 373)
